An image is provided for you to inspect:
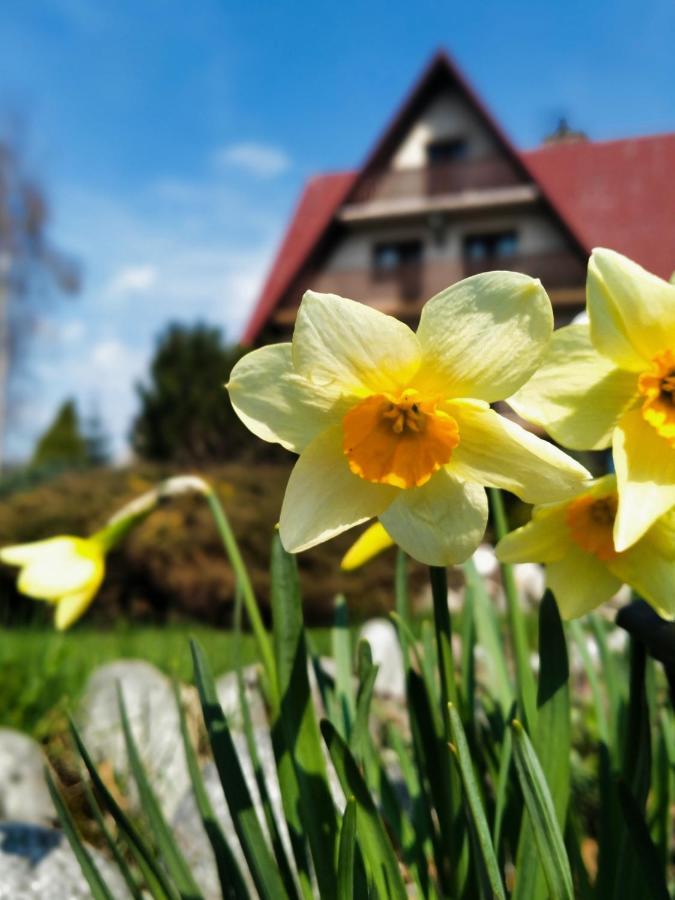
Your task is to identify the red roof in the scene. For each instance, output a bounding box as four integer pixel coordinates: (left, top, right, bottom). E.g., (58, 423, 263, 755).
(242, 53, 675, 345)
(523, 134, 675, 282)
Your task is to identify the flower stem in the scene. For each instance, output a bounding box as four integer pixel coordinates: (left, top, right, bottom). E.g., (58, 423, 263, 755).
(489, 488, 537, 731)
(204, 488, 278, 704)
(429, 565, 459, 721)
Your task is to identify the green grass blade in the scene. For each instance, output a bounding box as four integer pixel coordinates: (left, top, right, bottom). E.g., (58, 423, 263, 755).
(569, 619, 610, 745)
(270, 536, 338, 900)
(332, 594, 356, 739)
(68, 717, 177, 899)
(491, 718, 512, 852)
(394, 549, 412, 674)
(448, 704, 506, 900)
(45, 768, 118, 900)
(337, 797, 357, 900)
(489, 488, 537, 731)
(321, 720, 407, 900)
(116, 686, 202, 900)
(617, 779, 670, 900)
(174, 682, 248, 900)
(191, 639, 290, 900)
(511, 721, 574, 900)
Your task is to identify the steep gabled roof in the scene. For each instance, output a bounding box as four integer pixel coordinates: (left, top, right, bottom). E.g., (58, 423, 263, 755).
(523, 133, 675, 281)
(242, 51, 675, 344)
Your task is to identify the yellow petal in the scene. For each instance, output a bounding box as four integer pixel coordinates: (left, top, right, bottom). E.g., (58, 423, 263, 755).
(448, 404, 590, 503)
(509, 324, 639, 450)
(13, 537, 102, 601)
(292, 291, 421, 395)
(613, 409, 675, 551)
(341, 522, 395, 570)
(610, 537, 675, 620)
(279, 425, 397, 553)
(495, 503, 572, 564)
(588, 248, 675, 370)
(546, 545, 622, 619)
(379, 469, 488, 566)
(414, 271, 553, 402)
(227, 343, 354, 453)
(54, 581, 102, 630)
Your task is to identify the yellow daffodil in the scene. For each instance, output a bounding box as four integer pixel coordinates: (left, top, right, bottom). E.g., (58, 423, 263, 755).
(495, 475, 675, 620)
(510, 248, 675, 552)
(0, 534, 107, 630)
(227, 276, 590, 565)
(341, 522, 394, 570)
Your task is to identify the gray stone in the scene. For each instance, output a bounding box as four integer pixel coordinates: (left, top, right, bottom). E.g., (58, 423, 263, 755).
(77, 659, 191, 818)
(215, 664, 268, 731)
(0, 730, 54, 824)
(0, 821, 130, 899)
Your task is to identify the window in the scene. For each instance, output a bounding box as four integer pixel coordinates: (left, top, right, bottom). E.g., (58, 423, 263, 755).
(463, 231, 518, 261)
(426, 138, 468, 165)
(373, 240, 423, 275)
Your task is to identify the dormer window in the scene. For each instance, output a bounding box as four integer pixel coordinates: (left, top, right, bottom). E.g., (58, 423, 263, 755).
(426, 138, 468, 165)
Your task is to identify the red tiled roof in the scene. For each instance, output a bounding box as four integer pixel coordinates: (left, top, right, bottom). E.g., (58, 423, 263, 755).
(523, 133, 675, 282)
(241, 171, 355, 344)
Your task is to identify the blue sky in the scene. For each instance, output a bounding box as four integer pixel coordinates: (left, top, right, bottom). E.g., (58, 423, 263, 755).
(3, 0, 674, 460)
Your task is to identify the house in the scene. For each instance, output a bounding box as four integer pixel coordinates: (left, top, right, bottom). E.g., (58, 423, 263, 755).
(243, 50, 675, 345)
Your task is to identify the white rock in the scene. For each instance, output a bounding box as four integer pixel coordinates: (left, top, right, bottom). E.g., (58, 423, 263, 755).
(0, 822, 130, 899)
(473, 544, 499, 578)
(359, 619, 405, 699)
(0, 729, 54, 824)
(215, 665, 268, 730)
(78, 659, 190, 818)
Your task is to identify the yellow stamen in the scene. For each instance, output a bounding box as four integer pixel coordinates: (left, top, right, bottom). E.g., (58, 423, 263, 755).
(638, 349, 675, 446)
(565, 492, 619, 561)
(342, 389, 459, 489)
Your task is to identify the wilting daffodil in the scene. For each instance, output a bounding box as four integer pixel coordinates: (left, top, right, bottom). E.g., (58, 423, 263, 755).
(495, 475, 675, 620)
(0, 475, 212, 629)
(510, 248, 675, 552)
(0, 533, 109, 630)
(227, 275, 590, 566)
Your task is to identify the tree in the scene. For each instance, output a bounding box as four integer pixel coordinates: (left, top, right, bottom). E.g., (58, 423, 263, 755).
(83, 406, 111, 466)
(131, 323, 254, 464)
(0, 133, 79, 469)
(30, 398, 88, 469)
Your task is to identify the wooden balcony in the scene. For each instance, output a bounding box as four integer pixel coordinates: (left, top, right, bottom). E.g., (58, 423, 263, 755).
(350, 157, 524, 204)
(273, 252, 585, 327)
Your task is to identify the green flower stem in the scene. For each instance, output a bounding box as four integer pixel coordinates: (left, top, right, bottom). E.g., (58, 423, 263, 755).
(489, 488, 537, 731)
(429, 565, 459, 721)
(204, 488, 278, 705)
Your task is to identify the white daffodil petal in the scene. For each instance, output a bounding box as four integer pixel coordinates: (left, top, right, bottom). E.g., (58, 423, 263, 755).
(610, 541, 675, 621)
(279, 425, 398, 553)
(449, 405, 590, 503)
(588, 249, 675, 368)
(547, 545, 622, 619)
(341, 522, 395, 570)
(509, 324, 639, 450)
(292, 291, 421, 395)
(379, 470, 488, 566)
(227, 343, 354, 453)
(413, 271, 552, 402)
(15, 539, 101, 600)
(496, 503, 572, 565)
(54, 585, 101, 631)
(0, 537, 73, 566)
(613, 409, 675, 551)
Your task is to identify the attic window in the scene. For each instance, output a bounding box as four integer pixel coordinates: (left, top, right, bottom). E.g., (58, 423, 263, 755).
(373, 240, 423, 274)
(463, 231, 518, 261)
(426, 138, 468, 165)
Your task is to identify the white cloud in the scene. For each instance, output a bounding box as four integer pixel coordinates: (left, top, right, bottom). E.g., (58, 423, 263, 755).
(107, 264, 158, 297)
(213, 142, 291, 178)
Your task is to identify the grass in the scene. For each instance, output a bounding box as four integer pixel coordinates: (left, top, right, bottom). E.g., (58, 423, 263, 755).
(0, 623, 336, 740)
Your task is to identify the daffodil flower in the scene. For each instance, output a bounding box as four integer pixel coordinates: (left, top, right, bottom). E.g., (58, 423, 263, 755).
(227, 276, 590, 566)
(495, 475, 675, 620)
(0, 534, 108, 630)
(0, 475, 212, 629)
(510, 248, 675, 552)
(341, 522, 394, 571)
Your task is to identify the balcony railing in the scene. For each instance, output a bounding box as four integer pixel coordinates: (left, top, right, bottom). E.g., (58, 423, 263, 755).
(274, 252, 585, 325)
(350, 157, 524, 204)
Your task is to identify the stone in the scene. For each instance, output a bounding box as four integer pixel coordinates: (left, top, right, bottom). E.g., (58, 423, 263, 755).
(215, 664, 268, 731)
(0, 729, 54, 825)
(0, 821, 130, 899)
(77, 659, 191, 818)
(359, 619, 405, 699)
